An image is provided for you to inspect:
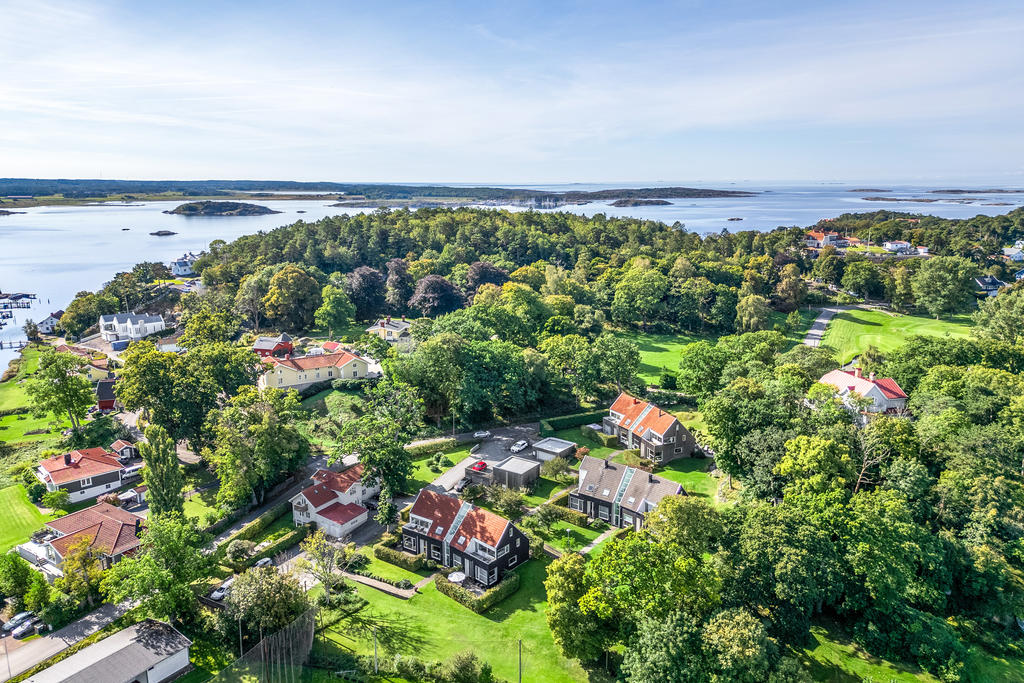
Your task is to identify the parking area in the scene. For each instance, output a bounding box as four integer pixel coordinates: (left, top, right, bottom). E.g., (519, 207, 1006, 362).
(431, 424, 539, 493)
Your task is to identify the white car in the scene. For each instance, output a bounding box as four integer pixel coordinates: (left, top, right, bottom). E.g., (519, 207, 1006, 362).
(473, 430, 492, 439)
(254, 557, 273, 568)
(211, 577, 235, 601)
(2, 612, 32, 632)
(510, 440, 529, 454)
(12, 619, 39, 639)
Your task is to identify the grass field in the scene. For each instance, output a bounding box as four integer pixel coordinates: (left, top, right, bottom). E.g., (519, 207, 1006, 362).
(0, 484, 52, 553)
(319, 558, 587, 683)
(405, 445, 471, 494)
(354, 546, 432, 584)
(656, 457, 718, 501)
(522, 477, 564, 507)
(540, 520, 602, 553)
(550, 426, 616, 459)
(0, 344, 42, 411)
(821, 309, 974, 363)
(0, 411, 70, 443)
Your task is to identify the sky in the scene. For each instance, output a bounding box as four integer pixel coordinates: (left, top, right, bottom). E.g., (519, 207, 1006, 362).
(1, 0, 1023, 184)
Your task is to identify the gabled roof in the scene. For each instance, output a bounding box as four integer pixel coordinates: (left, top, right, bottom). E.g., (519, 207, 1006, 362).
(451, 504, 509, 551)
(575, 455, 629, 503)
(53, 344, 93, 358)
(975, 275, 1006, 290)
(367, 318, 411, 333)
(268, 351, 361, 372)
(321, 341, 342, 352)
(408, 488, 512, 549)
(98, 313, 164, 326)
(819, 369, 907, 400)
(109, 440, 134, 452)
(46, 502, 144, 558)
(253, 333, 293, 350)
(806, 230, 838, 241)
(608, 392, 680, 438)
(318, 502, 367, 526)
(96, 379, 116, 402)
(39, 448, 122, 485)
(408, 489, 465, 541)
(296, 464, 365, 509)
(574, 455, 680, 513)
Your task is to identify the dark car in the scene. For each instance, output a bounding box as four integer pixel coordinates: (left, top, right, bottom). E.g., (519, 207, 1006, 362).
(454, 477, 470, 492)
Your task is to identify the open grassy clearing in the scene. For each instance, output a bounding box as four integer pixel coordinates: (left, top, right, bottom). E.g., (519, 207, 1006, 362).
(540, 520, 602, 553)
(522, 477, 564, 507)
(0, 484, 53, 553)
(319, 557, 587, 683)
(0, 411, 70, 443)
(183, 488, 220, 523)
(821, 309, 973, 363)
(655, 457, 718, 501)
(0, 344, 42, 411)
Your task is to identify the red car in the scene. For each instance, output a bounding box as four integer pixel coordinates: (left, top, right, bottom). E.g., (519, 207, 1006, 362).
(470, 460, 487, 472)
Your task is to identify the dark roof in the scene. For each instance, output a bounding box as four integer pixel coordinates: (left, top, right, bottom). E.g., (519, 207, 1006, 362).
(24, 619, 190, 683)
(252, 332, 293, 350)
(975, 275, 1006, 289)
(96, 379, 116, 402)
(575, 455, 681, 513)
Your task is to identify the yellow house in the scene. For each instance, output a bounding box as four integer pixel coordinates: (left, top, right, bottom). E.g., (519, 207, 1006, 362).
(82, 360, 113, 383)
(257, 352, 370, 392)
(365, 317, 412, 344)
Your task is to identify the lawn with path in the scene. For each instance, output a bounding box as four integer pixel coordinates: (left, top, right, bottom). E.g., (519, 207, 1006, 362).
(0, 484, 53, 553)
(820, 309, 973, 363)
(353, 546, 432, 584)
(539, 520, 602, 554)
(522, 477, 563, 508)
(406, 445, 471, 493)
(319, 557, 587, 683)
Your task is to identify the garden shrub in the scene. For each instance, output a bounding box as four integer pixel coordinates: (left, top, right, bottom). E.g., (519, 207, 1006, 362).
(659, 368, 678, 389)
(539, 409, 608, 436)
(540, 502, 590, 528)
(435, 570, 520, 613)
(330, 377, 375, 391)
(225, 540, 254, 561)
(251, 524, 310, 563)
(406, 438, 457, 457)
(374, 543, 427, 571)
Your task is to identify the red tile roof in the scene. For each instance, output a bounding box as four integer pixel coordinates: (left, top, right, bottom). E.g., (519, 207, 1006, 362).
(408, 489, 466, 542)
(320, 341, 342, 352)
(110, 440, 134, 452)
(609, 392, 679, 437)
(47, 502, 144, 558)
(39, 448, 122, 485)
(819, 369, 907, 400)
(270, 351, 361, 372)
(409, 489, 510, 548)
(298, 464, 365, 509)
(873, 377, 908, 400)
(318, 502, 367, 525)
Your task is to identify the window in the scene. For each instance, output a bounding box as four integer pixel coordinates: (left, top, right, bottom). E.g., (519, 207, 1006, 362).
(453, 555, 462, 567)
(476, 566, 489, 583)
(623, 513, 634, 526)
(81, 477, 92, 487)
(431, 545, 441, 560)
(515, 538, 521, 547)
(328, 370, 333, 377)
(489, 568, 498, 583)
(352, 370, 359, 378)
(507, 554, 517, 567)
(498, 545, 508, 557)
(674, 447, 683, 453)
(569, 497, 582, 511)
(278, 378, 283, 385)
(602, 489, 610, 497)
(598, 506, 610, 520)
(404, 536, 416, 550)
(105, 483, 112, 489)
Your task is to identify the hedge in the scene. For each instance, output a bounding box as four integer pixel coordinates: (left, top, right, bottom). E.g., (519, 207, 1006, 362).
(435, 570, 520, 613)
(349, 568, 414, 590)
(581, 425, 617, 448)
(405, 437, 458, 458)
(297, 379, 333, 399)
(550, 491, 570, 507)
(540, 502, 590, 528)
(643, 388, 696, 409)
(374, 543, 427, 571)
(539, 409, 608, 436)
(331, 377, 376, 391)
(251, 524, 310, 563)
(0, 406, 30, 418)
(215, 501, 291, 558)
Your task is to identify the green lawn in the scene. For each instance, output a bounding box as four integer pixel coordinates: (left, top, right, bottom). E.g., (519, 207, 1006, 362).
(821, 309, 974, 363)
(404, 445, 471, 494)
(655, 457, 718, 501)
(0, 411, 70, 443)
(799, 623, 937, 682)
(550, 426, 616, 460)
(608, 328, 706, 384)
(0, 484, 52, 553)
(354, 546, 432, 584)
(183, 488, 220, 524)
(541, 521, 602, 554)
(522, 477, 565, 507)
(673, 409, 706, 433)
(0, 344, 42, 411)
(319, 558, 587, 682)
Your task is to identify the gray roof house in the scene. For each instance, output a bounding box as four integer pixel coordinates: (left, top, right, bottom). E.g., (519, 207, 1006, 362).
(25, 619, 191, 683)
(568, 455, 683, 529)
(366, 317, 412, 343)
(975, 275, 1006, 297)
(98, 313, 165, 343)
(531, 437, 577, 462)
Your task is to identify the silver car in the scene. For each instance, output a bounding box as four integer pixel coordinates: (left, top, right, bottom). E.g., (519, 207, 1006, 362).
(12, 618, 39, 639)
(254, 557, 273, 568)
(473, 430, 492, 439)
(2, 611, 32, 632)
(211, 577, 235, 601)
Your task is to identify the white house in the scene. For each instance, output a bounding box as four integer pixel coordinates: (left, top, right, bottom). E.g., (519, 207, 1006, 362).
(805, 231, 842, 249)
(366, 317, 413, 344)
(883, 240, 912, 253)
(819, 368, 908, 414)
(1002, 247, 1024, 262)
(289, 464, 379, 539)
(98, 313, 166, 342)
(975, 275, 1006, 297)
(170, 252, 199, 277)
(37, 310, 64, 335)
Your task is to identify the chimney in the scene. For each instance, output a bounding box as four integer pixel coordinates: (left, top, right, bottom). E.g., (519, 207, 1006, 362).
(380, 320, 385, 327)
(603, 459, 610, 469)
(401, 315, 406, 322)
(633, 398, 639, 404)
(854, 367, 862, 378)
(134, 518, 142, 537)
(64, 452, 72, 466)
(386, 316, 392, 323)
(869, 372, 876, 381)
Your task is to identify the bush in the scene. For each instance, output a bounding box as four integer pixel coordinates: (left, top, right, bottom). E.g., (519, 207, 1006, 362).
(251, 525, 310, 563)
(26, 482, 46, 504)
(406, 438, 457, 458)
(484, 485, 525, 519)
(215, 501, 290, 557)
(644, 388, 694, 407)
(330, 377, 376, 392)
(540, 457, 574, 483)
(659, 368, 678, 389)
(226, 539, 254, 562)
(539, 409, 608, 436)
(580, 425, 617, 448)
(349, 567, 415, 590)
(374, 543, 427, 571)
(539, 502, 590, 528)
(620, 449, 654, 470)
(435, 570, 520, 613)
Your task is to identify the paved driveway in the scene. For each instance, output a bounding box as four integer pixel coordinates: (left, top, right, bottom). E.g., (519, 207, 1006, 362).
(803, 306, 853, 347)
(428, 424, 539, 493)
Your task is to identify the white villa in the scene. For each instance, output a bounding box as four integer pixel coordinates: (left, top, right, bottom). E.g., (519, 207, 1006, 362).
(98, 313, 165, 343)
(289, 464, 379, 539)
(819, 368, 908, 414)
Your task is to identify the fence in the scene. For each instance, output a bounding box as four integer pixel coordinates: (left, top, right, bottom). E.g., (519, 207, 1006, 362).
(207, 607, 318, 683)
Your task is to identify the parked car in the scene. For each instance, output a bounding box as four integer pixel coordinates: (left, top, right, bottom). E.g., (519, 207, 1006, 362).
(12, 618, 40, 639)
(473, 430, 492, 439)
(211, 577, 235, 601)
(254, 557, 273, 568)
(454, 477, 470, 492)
(510, 440, 529, 454)
(2, 612, 33, 632)
(469, 460, 487, 472)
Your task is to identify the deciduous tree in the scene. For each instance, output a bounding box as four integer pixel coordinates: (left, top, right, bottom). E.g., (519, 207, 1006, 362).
(26, 349, 94, 432)
(141, 424, 185, 517)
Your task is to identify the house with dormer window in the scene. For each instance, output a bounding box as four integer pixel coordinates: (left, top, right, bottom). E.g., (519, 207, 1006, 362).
(602, 392, 696, 463)
(569, 455, 682, 530)
(256, 351, 370, 392)
(401, 489, 529, 587)
(289, 464, 379, 539)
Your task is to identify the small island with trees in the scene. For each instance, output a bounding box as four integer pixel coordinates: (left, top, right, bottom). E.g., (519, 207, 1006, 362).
(163, 201, 281, 216)
(609, 199, 671, 207)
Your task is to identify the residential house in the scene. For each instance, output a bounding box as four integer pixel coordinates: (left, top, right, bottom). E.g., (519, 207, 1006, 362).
(37, 448, 129, 502)
(170, 252, 199, 277)
(53, 344, 93, 359)
(569, 455, 683, 530)
(257, 351, 370, 392)
(82, 358, 113, 383)
(975, 274, 1006, 297)
(109, 439, 138, 461)
(252, 332, 294, 358)
(366, 316, 412, 344)
(1002, 247, 1024, 262)
(290, 464, 379, 539)
(1015, 268, 1024, 281)
(36, 310, 64, 335)
(17, 502, 146, 580)
(96, 378, 117, 411)
(819, 367, 908, 414)
(98, 313, 165, 343)
(883, 240, 912, 253)
(402, 489, 529, 587)
(916, 245, 930, 255)
(804, 231, 842, 249)
(320, 340, 343, 353)
(23, 619, 190, 683)
(602, 392, 696, 464)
